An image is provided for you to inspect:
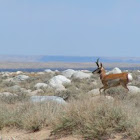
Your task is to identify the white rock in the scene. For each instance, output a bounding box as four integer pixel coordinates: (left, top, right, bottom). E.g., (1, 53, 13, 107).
(37, 72, 45, 75)
(2, 72, 10, 77)
(9, 85, 21, 91)
(35, 83, 48, 89)
(55, 70, 59, 72)
(5, 78, 15, 82)
(14, 75, 29, 81)
(105, 96, 114, 101)
(62, 69, 76, 78)
(30, 89, 44, 96)
(92, 81, 98, 86)
(128, 86, 140, 93)
(81, 70, 91, 73)
(88, 89, 100, 96)
(91, 95, 114, 102)
(30, 96, 66, 104)
(0, 92, 17, 96)
(72, 71, 91, 79)
(16, 71, 23, 75)
(138, 76, 140, 81)
(44, 69, 54, 74)
(49, 75, 71, 90)
(107, 67, 122, 74)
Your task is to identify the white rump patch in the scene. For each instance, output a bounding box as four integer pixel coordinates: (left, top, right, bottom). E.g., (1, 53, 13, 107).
(128, 73, 133, 82)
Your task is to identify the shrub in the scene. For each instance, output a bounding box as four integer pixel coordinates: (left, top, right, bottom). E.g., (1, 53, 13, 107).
(51, 98, 134, 139)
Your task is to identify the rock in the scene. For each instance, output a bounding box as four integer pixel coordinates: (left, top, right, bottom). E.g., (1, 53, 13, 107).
(137, 76, 140, 81)
(37, 72, 45, 75)
(1, 72, 11, 77)
(92, 81, 98, 86)
(128, 86, 140, 93)
(8, 85, 21, 92)
(16, 71, 23, 75)
(0, 92, 17, 96)
(30, 96, 66, 104)
(88, 89, 100, 96)
(30, 89, 44, 96)
(105, 96, 114, 101)
(91, 95, 114, 102)
(107, 67, 122, 74)
(62, 69, 76, 78)
(13, 75, 29, 81)
(72, 71, 91, 79)
(55, 70, 59, 72)
(4, 78, 15, 82)
(49, 75, 71, 90)
(34, 83, 48, 89)
(8, 85, 29, 94)
(29, 89, 44, 96)
(44, 69, 54, 74)
(81, 70, 91, 73)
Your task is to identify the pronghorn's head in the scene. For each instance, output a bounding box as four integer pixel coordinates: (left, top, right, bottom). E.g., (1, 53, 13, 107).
(92, 58, 104, 74)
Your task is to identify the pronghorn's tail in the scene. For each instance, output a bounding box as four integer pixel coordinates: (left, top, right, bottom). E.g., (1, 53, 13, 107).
(128, 73, 133, 82)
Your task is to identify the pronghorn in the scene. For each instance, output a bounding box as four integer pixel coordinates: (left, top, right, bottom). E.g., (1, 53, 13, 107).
(92, 59, 133, 94)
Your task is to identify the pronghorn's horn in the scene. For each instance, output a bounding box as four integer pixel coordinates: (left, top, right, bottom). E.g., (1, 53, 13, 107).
(95, 58, 100, 67)
(100, 63, 103, 67)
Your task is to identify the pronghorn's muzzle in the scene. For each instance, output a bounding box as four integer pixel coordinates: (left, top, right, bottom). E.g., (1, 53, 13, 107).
(92, 69, 101, 74)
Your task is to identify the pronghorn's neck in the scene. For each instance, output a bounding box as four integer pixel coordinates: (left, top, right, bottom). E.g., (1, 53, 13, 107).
(100, 67, 106, 80)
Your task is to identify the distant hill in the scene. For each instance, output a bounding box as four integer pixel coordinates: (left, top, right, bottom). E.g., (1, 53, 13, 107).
(0, 55, 140, 63)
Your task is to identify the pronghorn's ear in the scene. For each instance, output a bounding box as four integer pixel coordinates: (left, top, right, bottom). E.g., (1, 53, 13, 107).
(100, 63, 103, 67)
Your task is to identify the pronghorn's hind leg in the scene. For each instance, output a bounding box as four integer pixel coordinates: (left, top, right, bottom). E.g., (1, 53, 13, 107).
(121, 83, 129, 92)
(99, 87, 104, 95)
(103, 86, 110, 95)
(120, 80, 129, 92)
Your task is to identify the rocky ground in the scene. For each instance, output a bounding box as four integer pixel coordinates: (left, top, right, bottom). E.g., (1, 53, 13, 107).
(0, 67, 140, 140)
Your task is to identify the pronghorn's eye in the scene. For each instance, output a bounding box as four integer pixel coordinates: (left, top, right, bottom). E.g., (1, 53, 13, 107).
(98, 70, 101, 73)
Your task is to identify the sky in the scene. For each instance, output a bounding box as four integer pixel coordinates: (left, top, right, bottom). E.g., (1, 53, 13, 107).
(0, 0, 140, 57)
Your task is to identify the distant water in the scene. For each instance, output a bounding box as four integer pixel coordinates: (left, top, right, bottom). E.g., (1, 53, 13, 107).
(0, 67, 139, 72)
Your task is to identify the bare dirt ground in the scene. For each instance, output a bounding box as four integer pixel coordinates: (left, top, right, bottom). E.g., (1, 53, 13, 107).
(0, 127, 81, 140)
(0, 128, 130, 140)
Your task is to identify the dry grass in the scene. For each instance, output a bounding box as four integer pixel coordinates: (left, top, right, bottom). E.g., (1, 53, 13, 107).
(0, 101, 64, 132)
(0, 70, 140, 139)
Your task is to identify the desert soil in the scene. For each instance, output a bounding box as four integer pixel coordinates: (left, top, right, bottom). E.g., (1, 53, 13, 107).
(0, 128, 130, 140)
(0, 127, 80, 140)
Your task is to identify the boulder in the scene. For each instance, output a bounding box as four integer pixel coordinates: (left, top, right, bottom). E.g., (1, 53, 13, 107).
(34, 83, 48, 89)
(30, 89, 44, 96)
(128, 86, 140, 93)
(91, 95, 114, 102)
(30, 96, 66, 104)
(49, 75, 71, 90)
(72, 71, 91, 79)
(107, 67, 122, 74)
(92, 81, 98, 86)
(37, 72, 45, 75)
(8, 85, 21, 92)
(4, 78, 15, 82)
(62, 69, 76, 78)
(105, 96, 114, 101)
(44, 69, 54, 74)
(81, 70, 91, 73)
(88, 89, 100, 96)
(16, 71, 23, 75)
(1, 72, 11, 77)
(13, 75, 29, 81)
(0, 92, 17, 96)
